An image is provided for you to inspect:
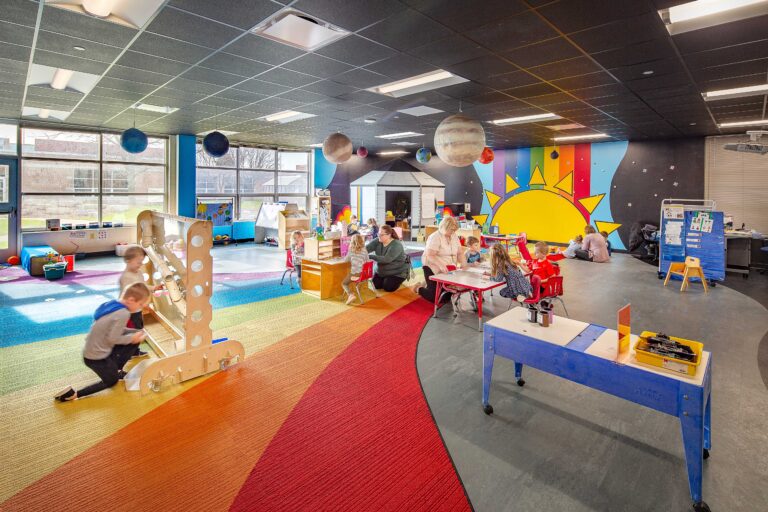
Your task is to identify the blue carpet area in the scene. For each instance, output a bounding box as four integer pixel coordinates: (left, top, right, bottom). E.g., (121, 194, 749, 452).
(0, 276, 298, 348)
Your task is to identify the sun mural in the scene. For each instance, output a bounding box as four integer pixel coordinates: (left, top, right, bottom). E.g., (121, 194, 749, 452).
(473, 144, 625, 246)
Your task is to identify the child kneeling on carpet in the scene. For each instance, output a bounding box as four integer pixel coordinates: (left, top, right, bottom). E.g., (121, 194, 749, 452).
(486, 244, 531, 302)
(290, 230, 305, 282)
(54, 282, 151, 402)
(342, 234, 370, 305)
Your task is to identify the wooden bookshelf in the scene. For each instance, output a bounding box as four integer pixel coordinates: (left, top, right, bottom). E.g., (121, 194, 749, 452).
(278, 209, 310, 249)
(304, 237, 341, 260)
(300, 257, 350, 300)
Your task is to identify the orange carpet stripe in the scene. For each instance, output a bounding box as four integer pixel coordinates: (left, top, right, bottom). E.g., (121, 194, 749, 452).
(1, 291, 418, 512)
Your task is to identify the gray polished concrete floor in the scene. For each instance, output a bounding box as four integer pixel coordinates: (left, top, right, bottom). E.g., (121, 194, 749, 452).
(417, 254, 768, 512)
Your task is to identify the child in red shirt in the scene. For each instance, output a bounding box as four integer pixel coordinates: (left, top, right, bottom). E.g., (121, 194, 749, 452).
(523, 242, 556, 292)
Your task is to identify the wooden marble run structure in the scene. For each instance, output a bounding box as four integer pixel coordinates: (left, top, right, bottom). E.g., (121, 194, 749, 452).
(133, 211, 244, 394)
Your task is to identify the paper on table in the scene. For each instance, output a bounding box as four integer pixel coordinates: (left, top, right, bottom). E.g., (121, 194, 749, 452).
(465, 266, 487, 274)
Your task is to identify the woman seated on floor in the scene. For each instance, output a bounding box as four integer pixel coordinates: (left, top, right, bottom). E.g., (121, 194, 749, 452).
(366, 224, 411, 292)
(575, 225, 611, 263)
(412, 216, 466, 303)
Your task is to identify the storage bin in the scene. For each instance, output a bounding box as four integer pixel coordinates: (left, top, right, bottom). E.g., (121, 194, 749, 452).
(43, 262, 67, 280)
(634, 331, 703, 377)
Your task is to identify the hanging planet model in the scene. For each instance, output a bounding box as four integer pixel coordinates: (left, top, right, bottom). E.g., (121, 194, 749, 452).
(120, 127, 148, 154)
(433, 114, 485, 167)
(479, 146, 495, 164)
(356, 146, 369, 158)
(203, 131, 230, 158)
(322, 132, 353, 164)
(416, 147, 432, 163)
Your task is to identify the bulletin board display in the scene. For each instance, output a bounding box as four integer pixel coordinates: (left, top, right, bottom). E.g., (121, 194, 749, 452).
(196, 198, 233, 226)
(659, 207, 725, 282)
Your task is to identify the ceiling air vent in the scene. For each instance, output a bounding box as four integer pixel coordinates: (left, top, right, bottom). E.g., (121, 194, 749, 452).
(252, 10, 349, 51)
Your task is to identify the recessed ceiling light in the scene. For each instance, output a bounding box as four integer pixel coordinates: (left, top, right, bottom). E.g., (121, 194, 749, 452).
(364, 118, 377, 124)
(259, 110, 316, 123)
(73, 45, 86, 51)
(553, 133, 610, 141)
(378, 150, 408, 155)
(660, 0, 768, 34)
(369, 70, 468, 98)
(38, 109, 51, 119)
(642, 70, 654, 75)
(134, 103, 179, 114)
(252, 10, 349, 51)
(375, 131, 424, 139)
(718, 119, 767, 127)
(50, 68, 74, 90)
(689, 122, 697, 126)
(703, 83, 768, 101)
(397, 105, 444, 117)
(491, 113, 560, 126)
(82, 0, 114, 17)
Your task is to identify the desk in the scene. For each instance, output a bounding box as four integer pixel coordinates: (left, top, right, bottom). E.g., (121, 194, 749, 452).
(429, 269, 504, 330)
(483, 308, 712, 511)
(425, 225, 481, 241)
(481, 234, 522, 250)
(300, 257, 350, 300)
(725, 233, 750, 276)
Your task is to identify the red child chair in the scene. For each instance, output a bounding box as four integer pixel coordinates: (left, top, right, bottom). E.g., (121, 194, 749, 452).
(541, 275, 568, 317)
(349, 260, 379, 304)
(280, 249, 296, 289)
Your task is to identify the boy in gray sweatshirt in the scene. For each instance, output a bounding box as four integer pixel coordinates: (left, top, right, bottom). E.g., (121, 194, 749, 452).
(55, 282, 151, 402)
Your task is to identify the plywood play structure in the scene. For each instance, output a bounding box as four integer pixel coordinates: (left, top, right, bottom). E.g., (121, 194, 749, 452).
(128, 211, 245, 394)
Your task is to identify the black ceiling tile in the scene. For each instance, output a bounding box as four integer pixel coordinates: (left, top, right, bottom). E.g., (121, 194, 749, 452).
(364, 54, 437, 81)
(199, 52, 271, 78)
(315, 35, 398, 67)
(277, 89, 331, 105)
(407, 35, 487, 68)
(591, 38, 676, 69)
(165, 77, 223, 95)
(331, 68, 389, 89)
(0, 0, 38, 27)
(168, 0, 281, 30)
(637, 83, 700, 100)
(476, 70, 540, 89)
(299, 79, 357, 97)
(529, 56, 604, 81)
(465, 90, 515, 105)
(34, 50, 110, 75)
(95, 78, 158, 96)
(107, 64, 175, 86)
(466, 10, 559, 52)
(552, 72, 617, 90)
(403, 0, 528, 32)
(683, 40, 768, 69)
(131, 33, 212, 64)
(697, 73, 766, 92)
(569, 13, 668, 53)
(624, 72, 692, 93)
(147, 8, 243, 49)
(706, 97, 764, 109)
(537, 0, 653, 34)
(234, 78, 290, 96)
(40, 6, 138, 46)
(211, 88, 267, 104)
(445, 55, 518, 83)
(672, 14, 768, 54)
(293, 0, 407, 31)
(359, 8, 453, 52)
(181, 66, 245, 87)
(259, 67, 319, 87)
(335, 90, 387, 105)
(588, 93, 643, 107)
(525, 92, 576, 107)
(503, 37, 582, 68)
(691, 59, 768, 83)
(608, 58, 685, 82)
(116, 51, 190, 76)
(0, 19, 33, 48)
(570, 83, 629, 100)
(439, 81, 494, 99)
(0, 42, 30, 63)
(281, 54, 354, 79)
(505, 82, 560, 98)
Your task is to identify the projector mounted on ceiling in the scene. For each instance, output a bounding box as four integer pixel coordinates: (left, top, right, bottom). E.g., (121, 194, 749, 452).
(723, 131, 768, 155)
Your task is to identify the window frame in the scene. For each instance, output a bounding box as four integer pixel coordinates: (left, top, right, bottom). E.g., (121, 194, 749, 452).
(20, 127, 168, 231)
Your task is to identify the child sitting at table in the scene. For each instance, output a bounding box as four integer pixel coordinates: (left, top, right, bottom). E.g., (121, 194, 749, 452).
(487, 243, 531, 302)
(367, 218, 379, 238)
(341, 234, 370, 305)
(347, 215, 360, 235)
(465, 236, 484, 265)
(526, 241, 557, 292)
(561, 234, 583, 259)
(290, 230, 305, 281)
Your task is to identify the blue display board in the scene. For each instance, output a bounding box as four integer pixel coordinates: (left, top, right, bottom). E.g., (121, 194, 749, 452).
(196, 198, 233, 226)
(660, 210, 725, 281)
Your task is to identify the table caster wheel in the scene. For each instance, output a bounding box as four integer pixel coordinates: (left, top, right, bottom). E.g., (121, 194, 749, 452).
(692, 500, 710, 512)
(703, 448, 709, 460)
(709, 281, 716, 288)
(483, 404, 493, 415)
(657, 273, 664, 280)
(517, 379, 525, 387)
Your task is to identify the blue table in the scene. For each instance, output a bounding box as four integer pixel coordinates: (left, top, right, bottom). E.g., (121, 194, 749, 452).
(483, 308, 712, 512)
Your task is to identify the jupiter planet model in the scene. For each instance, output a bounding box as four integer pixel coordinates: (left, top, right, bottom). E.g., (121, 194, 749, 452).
(322, 132, 353, 164)
(433, 114, 486, 167)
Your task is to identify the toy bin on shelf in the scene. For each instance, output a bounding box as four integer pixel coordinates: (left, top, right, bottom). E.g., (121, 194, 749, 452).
(634, 331, 703, 377)
(43, 262, 67, 280)
(21, 245, 58, 276)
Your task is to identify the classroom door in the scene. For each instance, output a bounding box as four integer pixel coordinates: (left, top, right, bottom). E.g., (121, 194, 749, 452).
(0, 158, 18, 261)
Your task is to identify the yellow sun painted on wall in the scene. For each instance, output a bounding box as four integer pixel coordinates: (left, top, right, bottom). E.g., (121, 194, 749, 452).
(485, 166, 621, 244)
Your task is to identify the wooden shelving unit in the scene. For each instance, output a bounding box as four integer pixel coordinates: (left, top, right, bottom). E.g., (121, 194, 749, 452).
(300, 257, 350, 300)
(304, 237, 341, 260)
(278, 209, 310, 249)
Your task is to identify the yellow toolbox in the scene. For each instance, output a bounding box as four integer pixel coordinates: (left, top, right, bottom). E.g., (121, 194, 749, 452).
(634, 331, 703, 377)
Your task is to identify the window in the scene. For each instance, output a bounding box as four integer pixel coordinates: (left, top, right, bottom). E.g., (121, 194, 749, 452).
(0, 123, 17, 155)
(196, 145, 310, 220)
(21, 128, 167, 230)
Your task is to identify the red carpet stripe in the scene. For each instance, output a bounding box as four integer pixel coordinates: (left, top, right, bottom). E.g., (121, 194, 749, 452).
(229, 299, 471, 512)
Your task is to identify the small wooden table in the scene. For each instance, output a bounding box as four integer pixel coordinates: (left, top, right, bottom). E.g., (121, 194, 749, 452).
(483, 308, 713, 512)
(429, 269, 504, 330)
(300, 257, 350, 300)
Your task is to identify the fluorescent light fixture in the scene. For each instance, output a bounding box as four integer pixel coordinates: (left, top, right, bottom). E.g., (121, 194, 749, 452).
(397, 105, 444, 117)
(491, 112, 560, 126)
(375, 131, 423, 140)
(50, 68, 74, 90)
(703, 83, 768, 101)
(660, 0, 768, 34)
(38, 109, 51, 119)
(553, 133, 609, 141)
(46, 0, 166, 29)
(134, 103, 178, 114)
(369, 70, 469, 98)
(378, 150, 408, 155)
(718, 119, 768, 127)
(260, 110, 316, 124)
(391, 141, 418, 146)
(198, 130, 238, 137)
(82, 0, 116, 17)
(252, 10, 349, 51)
(364, 118, 377, 124)
(22, 106, 71, 121)
(308, 143, 323, 147)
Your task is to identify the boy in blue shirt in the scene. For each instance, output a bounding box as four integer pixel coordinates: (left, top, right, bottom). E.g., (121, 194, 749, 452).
(465, 236, 483, 265)
(55, 282, 151, 402)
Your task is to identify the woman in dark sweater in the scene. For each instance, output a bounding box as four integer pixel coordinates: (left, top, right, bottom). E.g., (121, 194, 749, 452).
(366, 225, 410, 292)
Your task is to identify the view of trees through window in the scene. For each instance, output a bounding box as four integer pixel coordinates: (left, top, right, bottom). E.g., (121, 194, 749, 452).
(196, 144, 309, 220)
(20, 129, 167, 229)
